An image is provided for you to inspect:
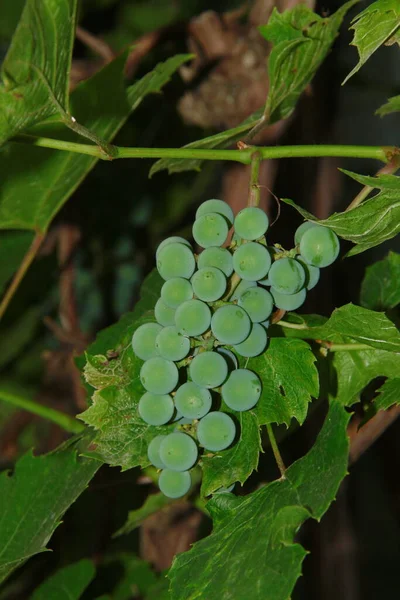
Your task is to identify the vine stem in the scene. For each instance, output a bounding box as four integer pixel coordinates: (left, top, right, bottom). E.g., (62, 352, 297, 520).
(321, 342, 372, 352)
(266, 423, 286, 478)
(0, 388, 85, 434)
(276, 319, 308, 330)
(12, 135, 393, 163)
(248, 151, 262, 207)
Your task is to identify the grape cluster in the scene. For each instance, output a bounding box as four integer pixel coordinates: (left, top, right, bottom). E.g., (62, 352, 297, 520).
(132, 199, 340, 498)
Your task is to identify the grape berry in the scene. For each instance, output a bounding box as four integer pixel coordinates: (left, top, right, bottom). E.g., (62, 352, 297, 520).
(131, 199, 340, 498)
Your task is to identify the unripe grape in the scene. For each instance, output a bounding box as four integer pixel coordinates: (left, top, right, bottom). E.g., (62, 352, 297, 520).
(139, 393, 174, 425)
(197, 412, 236, 451)
(175, 299, 211, 336)
(156, 236, 191, 259)
(233, 323, 267, 357)
(193, 213, 229, 248)
(140, 357, 178, 394)
(159, 432, 198, 471)
(157, 243, 196, 280)
(155, 326, 190, 361)
(294, 221, 318, 245)
(191, 267, 226, 302)
(196, 199, 234, 225)
(238, 286, 274, 322)
(198, 247, 233, 277)
(211, 305, 251, 345)
(299, 225, 340, 268)
(131, 323, 162, 360)
(268, 258, 305, 295)
(159, 469, 191, 498)
(232, 242, 271, 281)
(161, 277, 193, 308)
(189, 351, 228, 389)
(147, 435, 167, 469)
(271, 287, 306, 311)
(174, 382, 212, 419)
(221, 369, 262, 411)
(155, 298, 176, 326)
(234, 207, 269, 240)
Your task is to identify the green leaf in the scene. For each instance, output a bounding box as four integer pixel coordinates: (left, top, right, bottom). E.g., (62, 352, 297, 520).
(106, 554, 158, 600)
(115, 493, 174, 537)
(360, 251, 400, 310)
(0, 439, 100, 584)
(260, 1, 359, 123)
(247, 338, 319, 427)
(374, 377, 400, 410)
(0, 231, 33, 295)
(0, 0, 77, 144)
(344, 0, 400, 84)
(168, 400, 350, 600)
(31, 559, 95, 600)
(201, 411, 261, 496)
(0, 54, 191, 233)
(377, 94, 400, 116)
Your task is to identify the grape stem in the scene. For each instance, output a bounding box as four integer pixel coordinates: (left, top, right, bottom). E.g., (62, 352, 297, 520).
(266, 423, 286, 478)
(248, 151, 262, 208)
(276, 319, 308, 330)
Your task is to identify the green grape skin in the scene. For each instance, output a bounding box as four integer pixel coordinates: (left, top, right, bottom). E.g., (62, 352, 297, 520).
(159, 432, 198, 471)
(299, 225, 340, 268)
(271, 287, 306, 311)
(268, 257, 306, 295)
(197, 247, 233, 277)
(232, 242, 271, 281)
(197, 412, 236, 451)
(191, 266, 226, 302)
(154, 298, 176, 326)
(155, 326, 190, 361)
(296, 257, 320, 290)
(192, 213, 229, 248)
(138, 392, 174, 426)
(189, 351, 228, 389)
(217, 347, 238, 370)
(238, 286, 274, 323)
(156, 236, 191, 259)
(147, 435, 167, 469)
(161, 277, 193, 309)
(294, 221, 318, 245)
(231, 279, 256, 301)
(196, 199, 234, 225)
(233, 323, 267, 357)
(174, 382, 212, 419)
(211, 305, 251, 345)
(158, 469, 191, 499)
(174, 299, 211, 336)
(221, 369, 262, 411)
(131, 323, 162, 360)
(233, 207, 269, 240)
(140, 357, 179, 394)
(157, 242, 196, 280)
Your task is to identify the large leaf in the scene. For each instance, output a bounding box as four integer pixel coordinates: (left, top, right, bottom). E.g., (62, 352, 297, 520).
(0, 54, 191, 233)
(115, 494, 174, 537)
(0, 0, 77, 144)
(374, 377, 400, 410)
(344, 0, 400, 84)
(377, 94, 400, 116)
(0, 231, 33, 295)
(360, 251, 400, 310)
(168, 400, 350, 600)
(31, 559, 95, 600)
(0, 439, 100, 584)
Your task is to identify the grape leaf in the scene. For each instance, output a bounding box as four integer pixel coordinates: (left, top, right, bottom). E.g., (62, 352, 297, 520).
(168, 400, 350, 600)
(0, 0, 77, 145)
(374, 377, 400, 410)
(0, 54, 191, 233)
(360, 251, 400, 310)
(0, 231, 33, 295)
(377, 94, 400, 116)
(107, 554, 158, 600)
(246, 338, 319, 427)
(0, 439, 100, 584)
(31, 559, 95, 600)
(115, 494, 174, 537)
(343, 0, 400, 84)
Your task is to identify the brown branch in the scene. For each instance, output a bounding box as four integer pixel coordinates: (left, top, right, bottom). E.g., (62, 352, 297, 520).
(348, 405, 400, 464)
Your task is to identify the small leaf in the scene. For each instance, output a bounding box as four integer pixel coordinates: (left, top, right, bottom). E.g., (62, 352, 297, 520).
(377, 94, 400, 116)
(115, 494, 174, 537)
(343, 0, 400, 84)
(168, 401, 350, 600)
(31, 559, 95, 600)
(108, 554, 158, 600)
(360, 251, 400, 310)
(374, 377, 400, 410)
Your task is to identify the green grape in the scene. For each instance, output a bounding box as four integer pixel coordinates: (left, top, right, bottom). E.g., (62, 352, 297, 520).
(159, 432, 198, 471)
(221, 369, 261, 411)
(161, 277, 193, 309)
(189, 351, 228, 389)
(155, 326, 190, 361)
(299, 225, 340, 267)
(175, 299, 211, 336)
(294, 221, 318, 245)
(211, 305, 251, 345)
(198, 247, 233, 277)
(296, 257, 320, 290)
(138, 392, 174, 425)
(268, 258, 306, 295)
(157, 242, 196, 280)
(156, 236, 191, 259)
(174, 382, 212, 419)
(232, 242, 271, 281)
(196, 199, 234, 225)
(233, 207, 269, 240)
(147, 435, 167, 469)
(233, 323, 267, 357)
(131, 323, 162, 360)
(271, 287, 306, 311)
(155, 298, 176, 326)
(231, 279, 257, 301)
(158, 469, 191, 499)
(197, 412, 236, 451)
(140, 357, 179, 394)
(192, 213, 229, 248)
(238, 287, 274, 323)
(191, 267, 226, 302)
(217, 347, 238, 370)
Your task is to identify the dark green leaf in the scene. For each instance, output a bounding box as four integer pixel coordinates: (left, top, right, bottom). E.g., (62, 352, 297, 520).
(360, 251, 400, 310)
(0, 0, 25, 43)
(374, 377, 400, 410)
(0, 306, 40, 369)
(0, 231, 33, 295)
(377, 94, 400, 116)
(115, 493, 173, 537)
(168, 401, 350, 600)
(106, 554, 158, 600)
(31, 559, 95, 600)
(343, 0, 400, 84)
(0, 439, 100, 584)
